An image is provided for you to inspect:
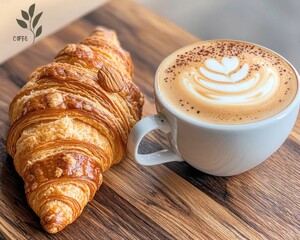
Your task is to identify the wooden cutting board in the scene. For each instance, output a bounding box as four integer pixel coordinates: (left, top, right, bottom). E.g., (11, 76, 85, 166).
(0, 0, 299, 239)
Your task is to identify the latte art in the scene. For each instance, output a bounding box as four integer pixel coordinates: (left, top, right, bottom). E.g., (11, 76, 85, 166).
(181, 57, 279, 105)
(157, 40, 298, 124)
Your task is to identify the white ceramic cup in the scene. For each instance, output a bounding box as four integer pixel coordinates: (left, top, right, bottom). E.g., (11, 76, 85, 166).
(128, 42, 300, 176)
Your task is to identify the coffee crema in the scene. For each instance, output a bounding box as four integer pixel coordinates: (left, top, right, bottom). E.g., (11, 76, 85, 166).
(157, 40, 298, 124)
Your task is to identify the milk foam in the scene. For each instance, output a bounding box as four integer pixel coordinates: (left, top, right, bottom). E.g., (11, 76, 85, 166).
(158, 40, 298, 124)
(181, 57, 279, 104)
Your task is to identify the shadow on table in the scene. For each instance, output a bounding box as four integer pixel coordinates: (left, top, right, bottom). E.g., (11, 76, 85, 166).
(0, 141, 45, 236)
(138, 135, 231, 202)
(166, 161, 231, 201)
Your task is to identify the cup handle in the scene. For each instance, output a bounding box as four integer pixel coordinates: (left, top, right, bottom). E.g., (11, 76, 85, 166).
(128, 114, 184, 165)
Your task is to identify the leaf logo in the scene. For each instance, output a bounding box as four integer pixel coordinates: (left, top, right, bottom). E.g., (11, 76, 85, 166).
(16, 3, 43, 44)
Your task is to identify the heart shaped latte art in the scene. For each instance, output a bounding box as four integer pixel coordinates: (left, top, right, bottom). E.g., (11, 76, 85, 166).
(181, 57, 279, 104)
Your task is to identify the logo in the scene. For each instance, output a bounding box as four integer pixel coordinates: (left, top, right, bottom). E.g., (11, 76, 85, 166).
(15, 3, 43, 44)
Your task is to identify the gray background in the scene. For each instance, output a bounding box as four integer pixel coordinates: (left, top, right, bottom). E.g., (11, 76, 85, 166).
(137, 0, 300, 71)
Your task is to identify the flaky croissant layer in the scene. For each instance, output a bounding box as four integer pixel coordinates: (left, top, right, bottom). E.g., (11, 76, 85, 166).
(6, 27, 144, 233)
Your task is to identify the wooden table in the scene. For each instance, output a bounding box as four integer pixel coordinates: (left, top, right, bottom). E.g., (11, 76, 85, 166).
(0, 0, 299, 239)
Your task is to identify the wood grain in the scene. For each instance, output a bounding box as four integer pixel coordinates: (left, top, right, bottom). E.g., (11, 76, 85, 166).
(0, 0, 299, 239)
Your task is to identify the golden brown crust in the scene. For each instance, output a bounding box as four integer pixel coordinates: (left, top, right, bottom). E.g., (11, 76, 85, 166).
(24, 152, 103, 194)
(6, 27, 143, 233)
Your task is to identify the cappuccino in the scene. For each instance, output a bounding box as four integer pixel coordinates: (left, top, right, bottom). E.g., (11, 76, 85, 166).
(157, 40, 298, 124)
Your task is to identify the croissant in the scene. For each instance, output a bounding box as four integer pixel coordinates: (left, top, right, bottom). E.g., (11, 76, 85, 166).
(6, 27, 144, 233)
